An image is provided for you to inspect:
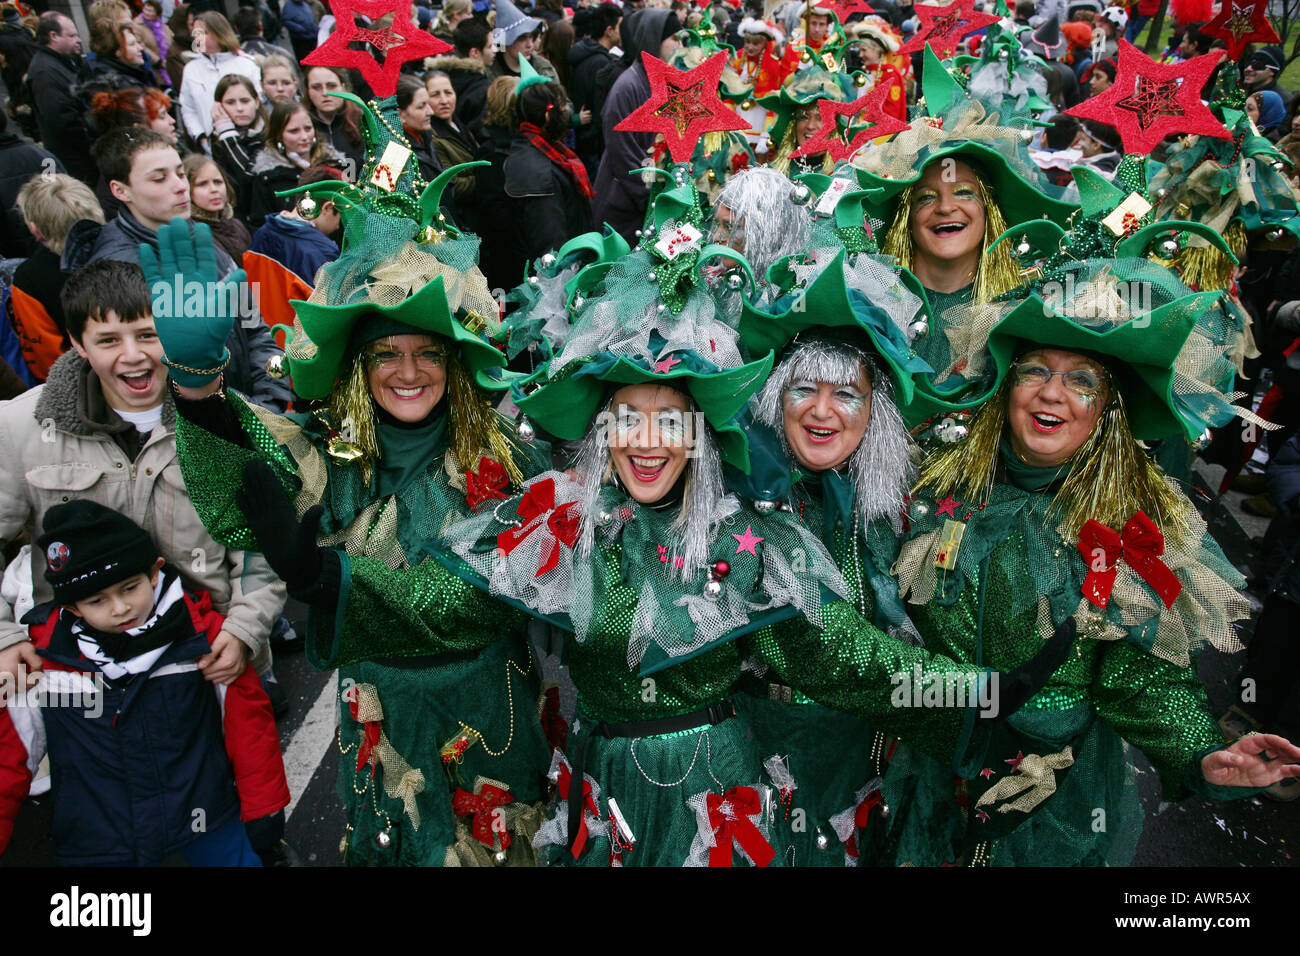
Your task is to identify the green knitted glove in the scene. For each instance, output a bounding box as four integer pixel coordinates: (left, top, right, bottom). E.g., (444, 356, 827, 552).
(138, 217, 239, 387)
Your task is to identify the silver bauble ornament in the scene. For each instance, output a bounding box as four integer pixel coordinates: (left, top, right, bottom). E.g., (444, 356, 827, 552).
(493, 850, 508, 865)
(815, 831, 830, 850)
(647, 271, 657, 282)
(572, 295, 585, 310)
(1014, 239, 1032, 258)
(704, 578, 723, 599)
(539, 253, 557, 269)
(1157, 237, 1180, 257)
(596, 509, 613, 527)
(908, 318, 929, 337)
(296, 194, 319, 219)
(789, 184, 811, 205)
(754, 499, 777, 514)
(517, 418, 535, 442)
(528, 275, 540, 286)
(375, 829, 392, 849)
(726, 272, 745, 291)
(950, 424, 969, 442)
(265, 353, 288, 379)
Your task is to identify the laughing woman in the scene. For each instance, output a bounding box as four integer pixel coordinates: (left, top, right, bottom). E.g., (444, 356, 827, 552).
(142, 100, 555, 866)
(885, 255, 1300, 866)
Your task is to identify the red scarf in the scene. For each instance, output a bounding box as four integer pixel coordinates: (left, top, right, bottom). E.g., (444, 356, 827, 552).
(520, 122, 593, 199)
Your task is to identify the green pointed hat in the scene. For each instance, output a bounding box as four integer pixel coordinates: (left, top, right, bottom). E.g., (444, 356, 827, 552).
(737, 247, 932, 409)
(285, 274, 505, 400)
(984, 274, 1216, 441)
(851, 46, 1076, 230)
(514, 350, 774, 471)
(757, 63, 848, 155)
(516, 54, 550, 93)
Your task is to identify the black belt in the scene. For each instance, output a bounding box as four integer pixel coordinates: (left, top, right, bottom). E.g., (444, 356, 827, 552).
(567, 701, 737, 855)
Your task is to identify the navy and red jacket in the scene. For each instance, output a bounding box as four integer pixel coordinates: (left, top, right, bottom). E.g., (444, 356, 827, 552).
(0, 580, 289, 865)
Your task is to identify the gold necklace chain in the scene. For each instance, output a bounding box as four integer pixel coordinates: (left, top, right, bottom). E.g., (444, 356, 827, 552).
(455, 655, 533, 757)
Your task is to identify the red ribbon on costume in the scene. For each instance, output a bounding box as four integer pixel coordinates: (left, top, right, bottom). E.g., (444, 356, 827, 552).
(466, 457, 509, 508)
(347, 697, 382, 776)
(1076, 510, 1182, 610)
(451, 783, 515, 847)
(557, 763, 599, 859)
(844, 790, 884, 859)
(495, 478, 580, 577)
(705, 787, 774, 867)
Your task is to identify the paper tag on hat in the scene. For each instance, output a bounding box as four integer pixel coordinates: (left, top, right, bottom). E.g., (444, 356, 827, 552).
(370, 141, 412, 193)
(655, 223, 702, 260)
(815, 178, 855, 216)
(1101, 192, 1152, 236)
(607, 797, 636, 845)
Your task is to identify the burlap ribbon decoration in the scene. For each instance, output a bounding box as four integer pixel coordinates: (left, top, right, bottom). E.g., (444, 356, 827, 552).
(975, 746, 1074, 814)
(352, 682, 426, 829)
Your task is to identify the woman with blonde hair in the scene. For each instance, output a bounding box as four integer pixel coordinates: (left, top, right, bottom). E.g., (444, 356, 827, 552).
(433, 0, 472, 43)
(260, 52, 301, 107)
(179, 10, 261, 147)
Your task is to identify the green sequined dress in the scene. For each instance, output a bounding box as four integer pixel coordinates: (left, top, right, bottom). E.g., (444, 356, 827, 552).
(885, 474, 1250, 866)
(735, 474, 911, 866)
(342, 472, 1002, 865)
(174, 393, 554, 866)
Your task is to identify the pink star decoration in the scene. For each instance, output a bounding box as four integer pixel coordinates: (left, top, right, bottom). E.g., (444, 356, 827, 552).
(979, 768, 994, 779)
(653, 355, 682, 373)
(1066, 40, 1229, 156)
(732, 525, 764, 556)
(935, 495, 961, 518)
(1005, 751, 1024, 772)
(302, 0, 450, 99)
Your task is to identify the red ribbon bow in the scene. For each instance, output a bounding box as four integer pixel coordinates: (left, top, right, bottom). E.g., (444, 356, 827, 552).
(466, 457, 509, 508)
(495, 478, 581, 577)
(347, 697, 381, 776)
(704, 787, 774, 867)
(557, 763, 600, 859)
(1076, 510, 1182, 610)
(451, 783, 515, 848)
(844, 790, 884, 859)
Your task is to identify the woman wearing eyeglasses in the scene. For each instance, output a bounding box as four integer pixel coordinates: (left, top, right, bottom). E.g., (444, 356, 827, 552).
(144, 98, 556, 866)
(882, 253, 1300, 867)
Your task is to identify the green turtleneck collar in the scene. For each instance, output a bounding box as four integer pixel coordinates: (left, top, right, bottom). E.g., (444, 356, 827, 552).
(999, 436, 1072, 493)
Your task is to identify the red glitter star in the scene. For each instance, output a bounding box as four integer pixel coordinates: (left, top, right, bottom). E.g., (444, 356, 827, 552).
(616, 51, 749, 164)
(1066, 40, 1228, 155)
(1201, 0, 1279, 60)
(790, 82, 911, 161)
(898, 0, 999, 59)
(935, 494, 961, 518)
(1005, 751, 1024, 772)
(979, 768, 994, 779)
(975, 808, 989, 822)
(821, 0, 873, 20)
(303, 0, 449, 99)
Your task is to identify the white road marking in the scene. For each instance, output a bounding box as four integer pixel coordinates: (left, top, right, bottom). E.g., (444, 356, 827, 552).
(284, 672, 338, 820)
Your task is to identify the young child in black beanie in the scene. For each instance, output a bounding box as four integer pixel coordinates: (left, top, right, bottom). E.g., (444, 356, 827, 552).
(0, 499, 290, 866)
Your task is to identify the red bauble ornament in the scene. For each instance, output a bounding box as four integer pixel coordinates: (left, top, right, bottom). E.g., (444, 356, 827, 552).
(1200, 0, 1279, 61)
(898, 0, 1000, 59)
(1066, 40, 1228, 156)
(303, 0, 450, 99)
(790, 81, 911, 161)
(615, 51, 749, 164)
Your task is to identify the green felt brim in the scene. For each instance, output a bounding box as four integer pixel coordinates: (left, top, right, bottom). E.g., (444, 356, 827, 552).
(855, 141, 1078, 230)
(515, 353, 775, 472)
(287, 276, 505, 400)
(737, 248, 917, 407)
(985, 290, 1218, 441)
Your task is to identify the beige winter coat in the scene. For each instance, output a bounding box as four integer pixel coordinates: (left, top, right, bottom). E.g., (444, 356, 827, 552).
(0, 353, 282, 674)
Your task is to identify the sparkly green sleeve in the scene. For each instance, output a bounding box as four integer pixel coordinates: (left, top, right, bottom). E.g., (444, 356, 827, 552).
(306, 550, 527, 669)
(747, 599, 991, 764)
(1091, 637, 1225, 799)
(175, 392, 301, 552)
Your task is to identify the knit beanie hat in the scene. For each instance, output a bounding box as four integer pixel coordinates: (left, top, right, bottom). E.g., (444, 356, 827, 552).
(38, 501, 160, 605)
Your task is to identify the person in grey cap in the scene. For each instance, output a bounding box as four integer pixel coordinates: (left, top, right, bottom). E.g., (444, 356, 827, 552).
(489, 0, 559, 83)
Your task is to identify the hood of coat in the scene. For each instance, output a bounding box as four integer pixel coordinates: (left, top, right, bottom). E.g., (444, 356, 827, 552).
(569, 37, 611, 67)
(427, 54, 487, 75)
(621, 7, 672, 65)
(34, 351, 176, 437)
